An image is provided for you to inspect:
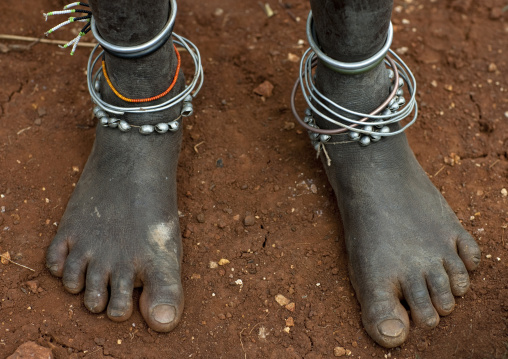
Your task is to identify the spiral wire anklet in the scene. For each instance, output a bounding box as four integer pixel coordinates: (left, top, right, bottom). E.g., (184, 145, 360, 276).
(291, 11, 418, 156)
(88, 32, 203, 135)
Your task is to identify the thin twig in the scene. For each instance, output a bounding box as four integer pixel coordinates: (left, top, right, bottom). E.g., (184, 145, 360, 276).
(239, 327, 247, 359)
(17, 127, 31, 135)
(0, 34, 186, 52)
(433, 165, 445, 177)
(0, 254, 35, 272)
(489, 159, 500, 169)
(239, 321, 266, 359)
(248, 322, 265, 335)
(193, 141, 205, 154)
(0, 34, 97, 47)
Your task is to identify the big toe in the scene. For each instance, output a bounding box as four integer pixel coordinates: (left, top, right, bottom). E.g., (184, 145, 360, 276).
(139, 268, 183, 332)
(360, 289, 410, 348)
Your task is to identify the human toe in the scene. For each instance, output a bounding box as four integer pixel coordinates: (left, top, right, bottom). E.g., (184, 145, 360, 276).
(84, 264, 109, 313)
(402, 276, 440, 329)
(107, 271, 135, 322)
(46, 236, 69, 277)
(426, 269, 455, 315)
(444, 258, 471, 296)
(457, 232, 481, 271)
(139, 269, 183, 332)
(360, 289, 410, 348)
(61, 250, 88, 294)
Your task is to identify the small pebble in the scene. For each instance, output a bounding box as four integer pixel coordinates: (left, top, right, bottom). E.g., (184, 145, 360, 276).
(310, 184, 317, 194)
(34, 118, 42, 126)
(287, 53, 299, 62)
(253, 80, 274, 98)
(209, 261, 218, 269)
(490, 7, 503, 19)
(7, 342, 53, 359)
(501, 188, 507, 197)
(94, 337, 105, 346)
(37, 107, 47, 117)
(1, 251, 10, 265)
(196, 213, 205, 223)
(218, 313, 226, 320)
(285, 302, 296, 312)
(285, 317, 294, 327)
(333, 346, 347, 357)
(275, 294, 290, 306)
(488, 63, 498, 72)
(25, 281, 39, 293)
(243, 215, 255, 226)
(218, 258, 230, 266)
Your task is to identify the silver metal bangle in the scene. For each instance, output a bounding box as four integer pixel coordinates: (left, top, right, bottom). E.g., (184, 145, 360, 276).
(306, 11, 393, 75)
(87, 33, 204, 116)
(291, 47, 418, 148)
(90, 0, 177, 58)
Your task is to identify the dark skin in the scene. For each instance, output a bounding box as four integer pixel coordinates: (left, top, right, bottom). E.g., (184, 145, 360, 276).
(46, 0, 185, 331)
(46, 0, 481, 348)
(310, 0, 481, 347)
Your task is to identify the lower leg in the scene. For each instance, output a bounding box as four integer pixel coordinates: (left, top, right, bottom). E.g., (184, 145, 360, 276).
(308, 0, 481, 348)
(46, 0, 185, 331)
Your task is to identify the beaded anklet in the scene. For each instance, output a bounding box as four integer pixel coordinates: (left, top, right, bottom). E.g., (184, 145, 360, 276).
(43, 1, 203, 135)
(101, 45, 181, 103)
(88, 33, 203, 135)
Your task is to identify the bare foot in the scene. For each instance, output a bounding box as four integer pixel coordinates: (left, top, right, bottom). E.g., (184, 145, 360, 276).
(314, 62, 481, 348)
(46, 0, 186, 331)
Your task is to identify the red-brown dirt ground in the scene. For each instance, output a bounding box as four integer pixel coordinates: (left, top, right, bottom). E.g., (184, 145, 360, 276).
(0, 0, 507, 358)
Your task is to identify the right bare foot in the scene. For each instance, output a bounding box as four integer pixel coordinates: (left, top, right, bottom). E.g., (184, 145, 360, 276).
(46, 0, 187, 332)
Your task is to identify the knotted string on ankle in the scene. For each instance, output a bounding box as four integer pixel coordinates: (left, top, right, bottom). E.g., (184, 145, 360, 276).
(43, 2, 91, 55)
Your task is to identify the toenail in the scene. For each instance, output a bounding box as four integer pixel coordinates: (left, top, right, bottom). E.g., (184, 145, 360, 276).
(456, 281, 468, 288)
(109, 309, 125, 317)
(425, 317, 437, 327)
(443, 302, 454, 312)
(64, 282, 78, 290)
(152, 304, 176, 324)
(378, 319, 405, 338)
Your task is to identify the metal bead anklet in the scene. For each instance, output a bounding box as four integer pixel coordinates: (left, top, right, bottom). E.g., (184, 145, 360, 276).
(303, 67, 405, 148)
(291, 11, 418, 151)
(92, 77, 193, 135)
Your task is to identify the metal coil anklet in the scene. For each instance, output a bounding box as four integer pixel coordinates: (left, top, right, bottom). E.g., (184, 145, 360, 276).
(44, 1, 203, 135)
(87, 32, 203, 135)
(291, 11, 418, 154)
